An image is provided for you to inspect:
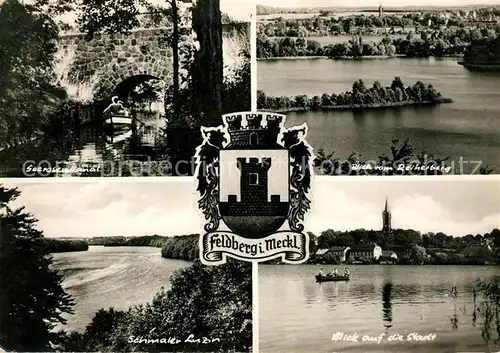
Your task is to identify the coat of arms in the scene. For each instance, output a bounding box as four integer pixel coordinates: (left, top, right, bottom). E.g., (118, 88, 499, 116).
(194, 111, 314, 265)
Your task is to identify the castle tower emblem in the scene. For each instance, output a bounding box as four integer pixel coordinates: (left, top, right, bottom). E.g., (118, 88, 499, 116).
(194, 111, 315, 265)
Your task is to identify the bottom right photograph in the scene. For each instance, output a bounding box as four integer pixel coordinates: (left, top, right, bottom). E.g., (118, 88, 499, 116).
(258, 177, 500, 353)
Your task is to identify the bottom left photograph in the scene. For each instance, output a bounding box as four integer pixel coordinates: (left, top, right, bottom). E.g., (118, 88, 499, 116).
(0, 179, 252, 353)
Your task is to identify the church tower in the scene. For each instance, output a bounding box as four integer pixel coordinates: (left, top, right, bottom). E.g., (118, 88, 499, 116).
(382, 197, 391, 234)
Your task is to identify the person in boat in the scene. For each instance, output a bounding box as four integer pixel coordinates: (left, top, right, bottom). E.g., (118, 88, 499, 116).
(344, 268, 349, 277)
(117, 100, 131, 117)
(328, 268, 338, 276)
(103, 96, 124, 117)
(319, 268, 324, 277)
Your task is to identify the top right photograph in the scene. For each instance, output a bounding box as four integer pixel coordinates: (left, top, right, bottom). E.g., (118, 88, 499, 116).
(256, 0, 500, 176)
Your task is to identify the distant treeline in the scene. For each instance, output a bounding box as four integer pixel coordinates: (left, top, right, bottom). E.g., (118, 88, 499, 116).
(257, 5, 500, 16)
(258, 10, 500, 38)
(257, 77, 451, 112)
(257, 29, 499, 59)
(41, 238, 88, 253)
(100, 234, 169, 248)
(95, 234, 200, 261)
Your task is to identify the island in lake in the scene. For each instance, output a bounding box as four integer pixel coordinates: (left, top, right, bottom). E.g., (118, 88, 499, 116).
(258, 77, 452, 113)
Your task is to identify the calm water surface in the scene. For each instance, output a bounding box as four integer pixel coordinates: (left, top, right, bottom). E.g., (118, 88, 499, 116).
(258, 58, 500, 173)
(52, 246, 190, 332)
(0, 114, 166, 177)
(259, 265, 500, 353)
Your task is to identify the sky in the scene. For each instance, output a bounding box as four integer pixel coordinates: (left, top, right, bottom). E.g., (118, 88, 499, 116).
(257, 0, 500, 8)
(41, 0, 253, 25)
(1, 177, 498, 238)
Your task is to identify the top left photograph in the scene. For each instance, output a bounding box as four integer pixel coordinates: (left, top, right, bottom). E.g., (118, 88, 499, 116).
(0, 0, 252, 177)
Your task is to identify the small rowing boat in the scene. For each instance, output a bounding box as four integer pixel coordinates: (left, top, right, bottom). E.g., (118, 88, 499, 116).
(105, 116, 133, 125)
(315, 274, 350, 282)
(105, 130, 133, 144)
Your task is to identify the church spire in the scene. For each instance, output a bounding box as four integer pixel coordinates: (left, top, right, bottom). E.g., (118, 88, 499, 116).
(382, 197, 391, 234)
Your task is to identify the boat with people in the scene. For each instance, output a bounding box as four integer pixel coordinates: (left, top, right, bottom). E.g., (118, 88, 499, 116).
(105, 116, 133, 125)
(315, 274, 350, 282)
(105, 130, 133, 144)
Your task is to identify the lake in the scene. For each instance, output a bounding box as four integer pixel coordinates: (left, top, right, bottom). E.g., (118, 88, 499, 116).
(259, 264, 500, 353)
(51, 246, 191, 332)
(258, 57, 500, 174)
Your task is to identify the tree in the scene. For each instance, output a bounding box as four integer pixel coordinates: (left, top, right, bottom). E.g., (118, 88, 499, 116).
(0, 0, 66, 142)
(401, 244, 427, 265)
(0, 185, 74, 351)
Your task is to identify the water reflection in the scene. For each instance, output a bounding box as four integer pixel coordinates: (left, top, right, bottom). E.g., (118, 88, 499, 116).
(260, 265, 500, 353)
(319, 282, 339, 309)
(0, 113, 167, 177)
(382, 282, 393, 330)
(303, 281, 317, 306)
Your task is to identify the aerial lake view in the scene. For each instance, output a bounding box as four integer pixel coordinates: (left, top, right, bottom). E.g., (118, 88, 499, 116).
(52, 246, 190, 332)
(259, 264, 500, 353)
(258, 57, 500, 173)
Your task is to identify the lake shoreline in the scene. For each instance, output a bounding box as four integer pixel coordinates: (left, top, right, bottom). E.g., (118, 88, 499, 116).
(259, 98, 453, 113)
(258, 54, 463, 61)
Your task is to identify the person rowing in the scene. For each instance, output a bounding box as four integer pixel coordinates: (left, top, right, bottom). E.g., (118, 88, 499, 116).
(103, 96, 122, 116)
(117, 100, 130, 117)
(344, 268, 350, 277)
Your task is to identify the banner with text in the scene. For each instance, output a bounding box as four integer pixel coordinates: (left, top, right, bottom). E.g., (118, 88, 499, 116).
(200, 231, 309, 265)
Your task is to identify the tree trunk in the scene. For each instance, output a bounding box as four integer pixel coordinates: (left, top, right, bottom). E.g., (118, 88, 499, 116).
(168, 0, 223, 176)
(192, 0, 223, 127)
(172, 0, 179, 112)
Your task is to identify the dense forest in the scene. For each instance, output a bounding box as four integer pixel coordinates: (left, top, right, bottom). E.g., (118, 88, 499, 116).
(257, 77, 451, 112)
(257, 28, 499, 59)
(462, 35, 500, 65)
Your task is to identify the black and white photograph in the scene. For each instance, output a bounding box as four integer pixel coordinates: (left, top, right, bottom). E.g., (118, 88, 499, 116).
(256, 0, 500, 176)
(0, 0, 251, 177)
(0, 179, 252, 352)
(258, 176, 500, 353)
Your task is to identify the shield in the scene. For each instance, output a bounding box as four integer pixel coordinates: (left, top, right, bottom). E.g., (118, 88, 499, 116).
(218, 113, 290, 239)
